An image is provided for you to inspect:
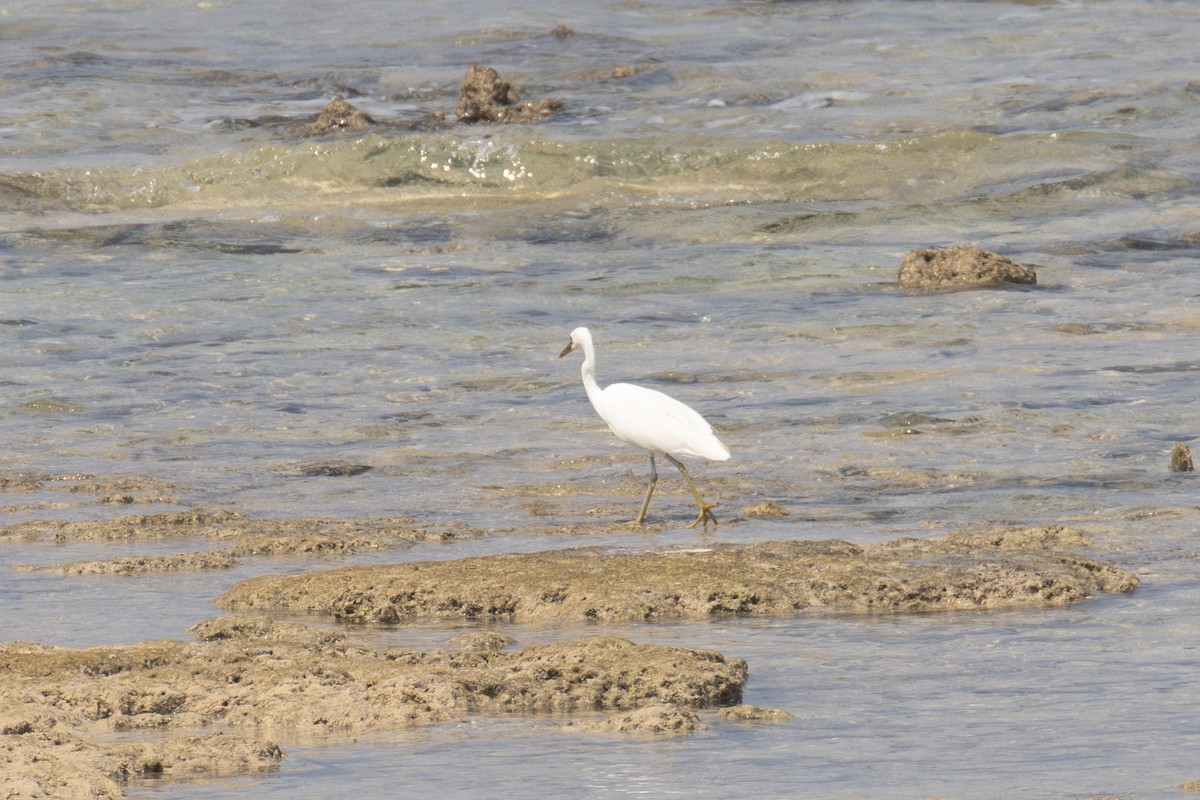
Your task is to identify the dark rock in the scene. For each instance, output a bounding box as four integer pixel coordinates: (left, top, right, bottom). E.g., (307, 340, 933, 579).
(294, 461, 373, 477)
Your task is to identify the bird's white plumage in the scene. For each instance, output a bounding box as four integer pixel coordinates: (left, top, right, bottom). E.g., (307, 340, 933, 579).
(597, 382, 730, 461)
(559, 325, 729, 527)
(560, 326, 729, 463)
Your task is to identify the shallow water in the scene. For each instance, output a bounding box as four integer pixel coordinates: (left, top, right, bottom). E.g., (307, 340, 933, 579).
(4, 0, 1200, 797)
(136, 591, 1200, 800)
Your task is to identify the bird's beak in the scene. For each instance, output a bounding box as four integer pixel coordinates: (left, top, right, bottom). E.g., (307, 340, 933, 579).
(558, 340, 575, 358)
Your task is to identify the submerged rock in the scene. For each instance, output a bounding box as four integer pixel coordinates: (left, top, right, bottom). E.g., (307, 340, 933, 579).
(1171, 443, 1194, 472)
(0, 469, 177, 501)
(743, 500, 790, 517)
(568, 703, 704, 736)
(716, 704, 794, 723)
(290, 460, 373, 477)
(455, 65, 563, 124)
(442, 630, 515, 652)
(14, 549, 240, 575)
(218, 526, 1137, 624)
(898, 245, 1037, 289)
(208, 94, 451, 137)
(1, 511, 471, 574)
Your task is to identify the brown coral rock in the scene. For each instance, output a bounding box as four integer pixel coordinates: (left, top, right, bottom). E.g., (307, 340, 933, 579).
(2, 511, 465, 574)
(0, 631, 746, 734)
(898, 245, 1037, 289)
(218, 526, 1137, 625)
(717, 704, 794, 722)
(308, 96, 375, 133)
(455, 65, 563, 124)
(1171, 443, 1194, 472)
(0, 623, 745, 797)
(0, 728, 281, 800)
(571, 703, 704, 736)
(744, 500, 789, 517)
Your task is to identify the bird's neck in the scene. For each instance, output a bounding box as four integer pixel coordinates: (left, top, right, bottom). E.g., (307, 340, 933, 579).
(580, 345, 606, 413)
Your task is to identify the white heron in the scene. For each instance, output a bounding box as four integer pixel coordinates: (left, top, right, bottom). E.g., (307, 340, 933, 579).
(559, 326, 730, 528)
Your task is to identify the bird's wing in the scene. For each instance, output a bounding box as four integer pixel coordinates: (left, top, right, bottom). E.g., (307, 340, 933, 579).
(599, 382, 730, 461)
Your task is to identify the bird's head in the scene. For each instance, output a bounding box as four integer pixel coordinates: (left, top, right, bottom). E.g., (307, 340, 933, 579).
(559, 326, 590, 358)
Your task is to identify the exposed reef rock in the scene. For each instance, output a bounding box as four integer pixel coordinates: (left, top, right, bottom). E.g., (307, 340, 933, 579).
(218, 526, 1137, 624)
(455, 65, 564, 124)
(898, 245, 1037, 289)
(0, 469, 1142, 799)
(0, 623, 745, 799)
(307, 96, 375, 133)
(0, 728, 282, 800)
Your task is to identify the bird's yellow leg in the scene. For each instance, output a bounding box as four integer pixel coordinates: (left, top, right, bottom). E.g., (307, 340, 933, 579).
(635, 453, 658, 524)
(665, 454, 719, 529)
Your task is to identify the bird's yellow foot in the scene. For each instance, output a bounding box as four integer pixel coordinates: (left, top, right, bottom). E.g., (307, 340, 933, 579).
(686, 502, 719, 530)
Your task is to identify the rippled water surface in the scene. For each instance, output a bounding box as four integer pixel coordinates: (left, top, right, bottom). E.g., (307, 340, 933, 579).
(4, 0, 1200, 798)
